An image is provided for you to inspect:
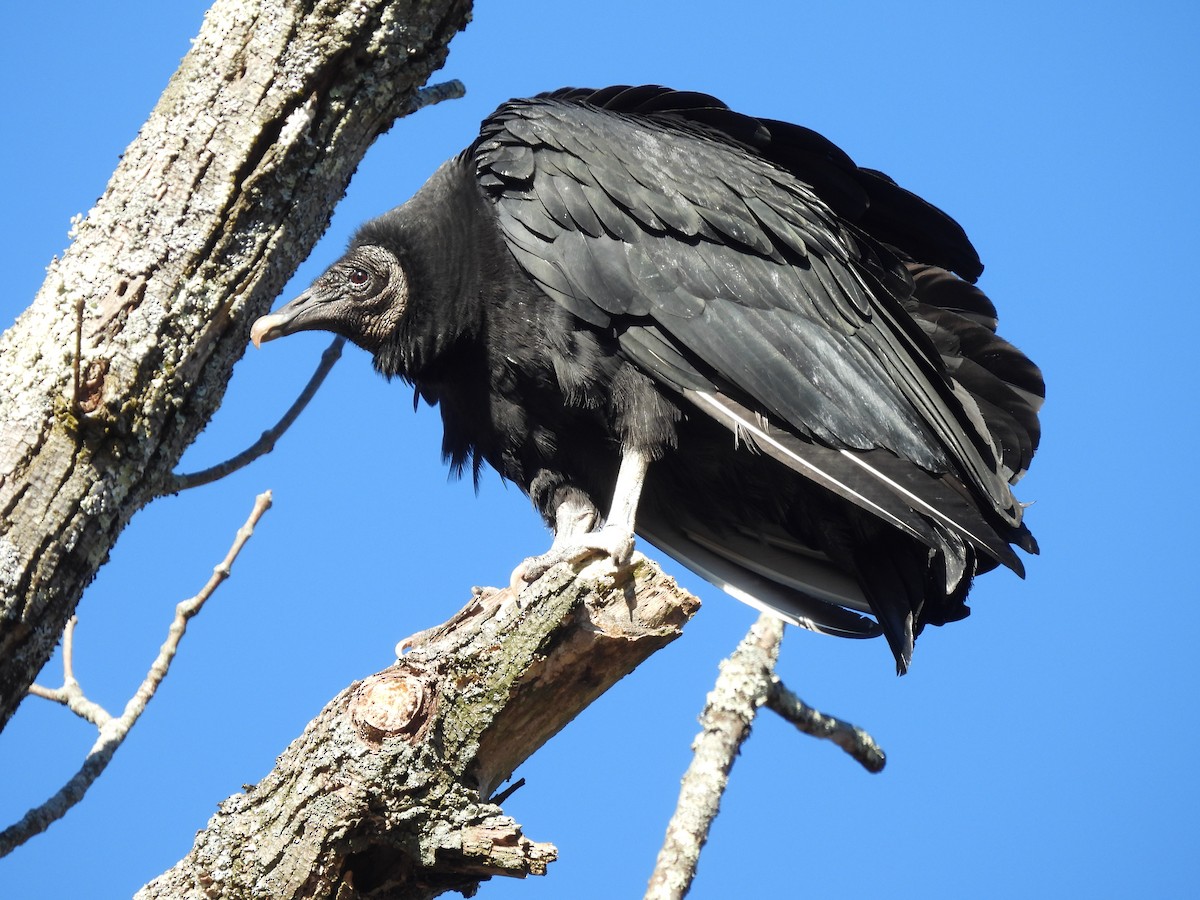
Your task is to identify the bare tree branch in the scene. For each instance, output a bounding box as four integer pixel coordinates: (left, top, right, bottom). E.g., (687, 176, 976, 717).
(646, 613, 784, 900)
(408, 79, 468, 112)
(136, 556, 701, 899)
(645, 615, 890, 898)
(0, 491, 273, 858)
(0, 0, 474, 733)
(25, 617, 111, 728)
(159, 80, 465, 497)
(163, 337, 346, 493)
(766, 677, 886, 773)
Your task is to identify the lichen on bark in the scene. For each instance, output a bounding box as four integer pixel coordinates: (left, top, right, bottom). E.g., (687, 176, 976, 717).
(137, 558, 699, 899)
(0, 0, 473, 731)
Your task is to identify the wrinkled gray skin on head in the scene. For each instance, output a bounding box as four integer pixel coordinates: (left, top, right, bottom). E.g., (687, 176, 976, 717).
(250, 245, 408, 352)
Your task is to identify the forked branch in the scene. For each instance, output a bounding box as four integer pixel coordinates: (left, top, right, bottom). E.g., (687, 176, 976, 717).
(646, 614, 886, 899)
(137, 557, 700, 899)
(646, 614, 784, 900)
(0, 491, 273, 858)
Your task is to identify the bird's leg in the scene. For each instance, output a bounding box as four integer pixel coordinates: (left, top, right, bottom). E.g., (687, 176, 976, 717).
(596, 445, 650, 562)
(513, 448, 651, 588)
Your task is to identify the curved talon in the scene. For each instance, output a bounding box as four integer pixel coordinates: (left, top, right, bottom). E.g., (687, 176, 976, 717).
(512, 525, 637, 592)
(592, 523, 636, 567)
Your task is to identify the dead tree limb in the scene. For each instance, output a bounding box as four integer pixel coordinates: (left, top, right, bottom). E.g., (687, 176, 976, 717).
(0, 0, 473, 732)
(163, 337, 346, 493)
(0, 492, 273, 858)
(766, 677, 887, 773)
(137, 556, 701, 900)
(645, 616, 888, 899)
(645, 614, 784, 900)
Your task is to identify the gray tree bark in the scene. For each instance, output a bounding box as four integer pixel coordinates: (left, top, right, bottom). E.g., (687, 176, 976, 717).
(137, 559, 700, 899)
(0, 0, 472, 731)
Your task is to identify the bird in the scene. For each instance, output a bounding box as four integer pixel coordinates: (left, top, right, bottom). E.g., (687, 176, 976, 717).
(250, 85, 1043, 673)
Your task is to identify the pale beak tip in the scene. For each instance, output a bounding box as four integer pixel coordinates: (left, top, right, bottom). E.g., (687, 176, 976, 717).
(249, 315, 277, 349)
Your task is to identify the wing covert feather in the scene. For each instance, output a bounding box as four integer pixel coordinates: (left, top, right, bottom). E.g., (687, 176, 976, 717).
(473, 88, 1035, 565)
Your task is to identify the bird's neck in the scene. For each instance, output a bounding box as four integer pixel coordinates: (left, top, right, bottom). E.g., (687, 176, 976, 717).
(372, 156, 495, 380)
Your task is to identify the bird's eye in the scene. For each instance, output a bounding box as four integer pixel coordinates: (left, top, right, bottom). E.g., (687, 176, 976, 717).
(347, 268, 370, 287)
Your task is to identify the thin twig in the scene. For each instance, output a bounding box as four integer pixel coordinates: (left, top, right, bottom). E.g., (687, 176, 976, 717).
(157, 84, 462, 498)
(163, 337, 344, 494)
(24, 683, 58, 702)
(1, 491, 273, 858)
(409, 78, 466, 111)
(71, 296, 84, 412)
(27, 616, 80, 705)
(27, 616, 113, 728)
(646, 614, 784, 900)
(62, 613, 78, 685)
(766, 678, 886, 773)
(489, 777, 526, 806)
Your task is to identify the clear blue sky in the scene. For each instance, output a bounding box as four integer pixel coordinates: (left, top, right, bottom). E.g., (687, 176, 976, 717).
(2, 2, 1197, 897)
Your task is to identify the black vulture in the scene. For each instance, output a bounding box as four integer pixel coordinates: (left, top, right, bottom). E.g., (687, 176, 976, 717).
(251, 86, 1043, 672)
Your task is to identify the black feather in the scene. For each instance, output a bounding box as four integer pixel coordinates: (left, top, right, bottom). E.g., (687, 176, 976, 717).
(253, 85, 1043, 673)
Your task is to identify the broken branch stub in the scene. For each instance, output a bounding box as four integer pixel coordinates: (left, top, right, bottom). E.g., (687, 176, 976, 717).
(138, 557, 699, 899)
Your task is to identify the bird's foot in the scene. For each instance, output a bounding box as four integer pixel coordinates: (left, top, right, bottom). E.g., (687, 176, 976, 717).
(510, 524, 637, 593)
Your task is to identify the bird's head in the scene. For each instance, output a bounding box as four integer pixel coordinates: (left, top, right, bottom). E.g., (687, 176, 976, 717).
(250, 243, 408, 353)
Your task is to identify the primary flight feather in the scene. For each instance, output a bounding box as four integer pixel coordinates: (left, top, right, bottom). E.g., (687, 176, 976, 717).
(251, 85, 1043, 672)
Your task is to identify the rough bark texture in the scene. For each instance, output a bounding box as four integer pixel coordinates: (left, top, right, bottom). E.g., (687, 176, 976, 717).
(137, 557, 700, 899)
(646, 615, 784, 900)
(0, 0, 472, 731)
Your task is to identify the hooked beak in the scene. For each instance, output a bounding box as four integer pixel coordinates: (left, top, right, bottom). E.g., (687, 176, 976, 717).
(250, 290, 318, 348)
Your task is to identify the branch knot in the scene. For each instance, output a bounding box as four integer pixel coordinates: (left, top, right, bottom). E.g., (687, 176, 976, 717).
(350, 669, 433, 744)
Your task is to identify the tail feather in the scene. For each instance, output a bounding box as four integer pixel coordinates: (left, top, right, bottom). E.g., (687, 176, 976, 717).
(685, 388, 1024, 571)
(638, 509, 882, 640)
